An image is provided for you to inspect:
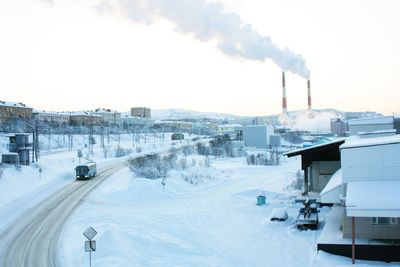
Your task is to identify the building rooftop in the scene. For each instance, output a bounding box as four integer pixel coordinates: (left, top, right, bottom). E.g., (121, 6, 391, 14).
(0, 101, 31, 109)
(33, 110, 70, 115)
(284, 138, 345, 157)
(66, 111, 103, 117)
(94, 108, 120, 114)
(348, 115, 393, 125)
(346, 181, 400, 217)
(340, 134, 400, 149)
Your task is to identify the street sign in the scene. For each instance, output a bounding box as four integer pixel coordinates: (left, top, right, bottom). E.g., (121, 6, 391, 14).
(83, 226, 97, 240)
(77, 149, 83, 158)
(85, 240, 96, 252)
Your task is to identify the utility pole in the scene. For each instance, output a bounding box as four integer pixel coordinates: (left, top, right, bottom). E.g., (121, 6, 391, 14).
(34, 120, 39, 162)
(118, 133, 121, 150)
(89, 122, 93, 153)
(101, 125, 105, 148)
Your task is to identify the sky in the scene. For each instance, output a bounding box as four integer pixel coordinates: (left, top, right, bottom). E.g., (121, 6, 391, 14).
(0, 0, 399, 116)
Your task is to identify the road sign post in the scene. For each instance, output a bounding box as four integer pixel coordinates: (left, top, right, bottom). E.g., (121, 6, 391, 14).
(83, 226, 97, 267)
(78, 149, 83, 164)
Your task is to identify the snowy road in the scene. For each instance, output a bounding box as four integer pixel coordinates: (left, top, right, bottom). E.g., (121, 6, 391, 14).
(0, 162, 126, 267)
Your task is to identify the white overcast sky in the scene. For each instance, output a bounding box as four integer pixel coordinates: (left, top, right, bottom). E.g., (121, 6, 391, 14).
(1, 0, 399, 116)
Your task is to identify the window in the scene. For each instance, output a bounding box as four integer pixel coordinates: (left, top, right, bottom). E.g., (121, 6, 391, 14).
(371, 217, 397, 225)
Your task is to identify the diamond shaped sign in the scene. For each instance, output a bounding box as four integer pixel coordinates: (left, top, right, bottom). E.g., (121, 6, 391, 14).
(83, 226, 97, 241)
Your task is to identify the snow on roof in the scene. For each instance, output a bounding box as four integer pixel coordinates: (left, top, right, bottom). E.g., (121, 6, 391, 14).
(348, 115, 393, 125)
(320, 169, 343, 204)
(0, 101, 31, 109)
(66, 111, 102, 117)
(346, 181, 400, 217)
(33, 110, 70, 116)
(357, 129, 396, 137)
(340, 134, 400, 149)
(284, 138, 345, 157)
(321, 169, 342, 196)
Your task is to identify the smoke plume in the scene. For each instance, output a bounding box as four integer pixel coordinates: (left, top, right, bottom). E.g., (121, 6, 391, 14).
(100, 0, 310, 78)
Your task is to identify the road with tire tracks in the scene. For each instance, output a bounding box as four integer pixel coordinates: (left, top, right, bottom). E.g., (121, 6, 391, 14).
(0, 161, 126, 267)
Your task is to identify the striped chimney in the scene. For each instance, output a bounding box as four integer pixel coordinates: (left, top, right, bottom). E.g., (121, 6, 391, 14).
(307, 79, 312, 111)
(282, 71, 287, 114)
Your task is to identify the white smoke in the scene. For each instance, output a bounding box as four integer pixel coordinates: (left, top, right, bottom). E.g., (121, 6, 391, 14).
(279, 110, 343, 132)
(98, 0, 310, 78)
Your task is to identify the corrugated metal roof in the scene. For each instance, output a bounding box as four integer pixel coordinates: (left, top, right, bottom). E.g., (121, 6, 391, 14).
(348, 116, 393, 125)
(340, 134, 400, 149)
(284, 138, 345, 157)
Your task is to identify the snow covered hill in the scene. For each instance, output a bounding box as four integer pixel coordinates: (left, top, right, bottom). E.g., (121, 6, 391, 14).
(151, 108, 249, 122)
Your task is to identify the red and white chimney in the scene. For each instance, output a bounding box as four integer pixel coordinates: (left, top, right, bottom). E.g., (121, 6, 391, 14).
(282, 71, 287, 114)
(307, 79, 312, 111)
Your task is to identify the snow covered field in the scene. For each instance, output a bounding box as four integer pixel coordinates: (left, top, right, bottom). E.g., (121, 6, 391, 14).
(0, 132, 395, 266)
(59, 155, 394, 267)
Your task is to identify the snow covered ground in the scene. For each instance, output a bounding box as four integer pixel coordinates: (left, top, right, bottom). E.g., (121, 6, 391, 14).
(0, 132, 192, 232)
(59, 155, 395, 267)
(1, 132, 396, 266)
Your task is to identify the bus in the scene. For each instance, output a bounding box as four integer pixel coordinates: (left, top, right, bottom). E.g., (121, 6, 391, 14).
(75, 162, 97, 180)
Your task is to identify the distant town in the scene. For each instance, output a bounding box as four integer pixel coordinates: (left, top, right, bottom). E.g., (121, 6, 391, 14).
(0, 100, 218, 135)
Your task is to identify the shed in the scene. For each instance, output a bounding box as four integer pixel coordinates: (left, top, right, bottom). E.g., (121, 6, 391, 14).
(284, 139, 345, 194)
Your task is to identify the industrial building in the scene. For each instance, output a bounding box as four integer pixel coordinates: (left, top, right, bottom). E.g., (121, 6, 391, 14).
(236, 125, 274, 150)
(347, 116, 394, 135)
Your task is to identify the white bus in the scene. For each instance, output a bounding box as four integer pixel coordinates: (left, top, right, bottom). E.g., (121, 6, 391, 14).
(75, 162, 97, 180)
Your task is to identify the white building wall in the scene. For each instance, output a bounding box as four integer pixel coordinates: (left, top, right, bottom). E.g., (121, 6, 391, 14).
(242, 125, 273, 149)
(341, 143, 400, 183)
(348, 124, 393, 135)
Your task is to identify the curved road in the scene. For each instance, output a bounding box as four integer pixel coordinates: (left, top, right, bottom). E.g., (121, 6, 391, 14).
(0, 162, 126, 267)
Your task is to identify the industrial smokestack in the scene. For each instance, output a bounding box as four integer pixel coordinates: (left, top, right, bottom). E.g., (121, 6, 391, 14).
(282, 71, 287, 114)
(307, 79, 312, 111)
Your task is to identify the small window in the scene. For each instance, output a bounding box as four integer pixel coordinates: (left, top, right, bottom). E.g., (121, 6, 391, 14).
(371, 217, 397, 225)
